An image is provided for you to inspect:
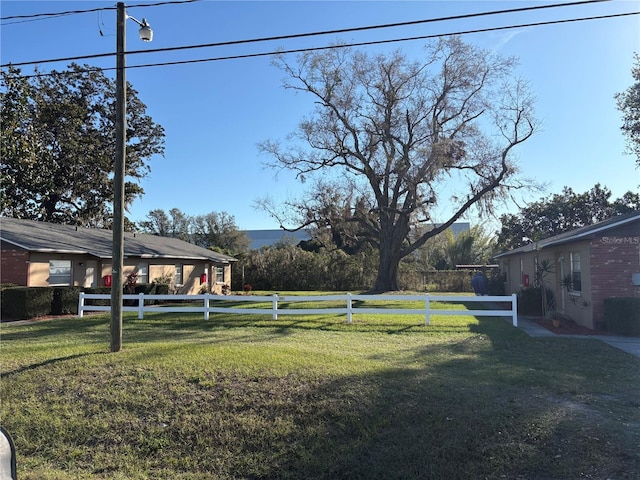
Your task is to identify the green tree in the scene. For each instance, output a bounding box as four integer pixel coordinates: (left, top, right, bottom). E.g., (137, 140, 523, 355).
(259, 37, 536, 292)
(138, 208, 190, 241)
(138, 208, 249, 256)
(408, 224, 495, 271)
(615, 53, 640, 169)
(496, 184, 640, 251)
(192, 211, 250, 255)
(1, 64, 165, 227)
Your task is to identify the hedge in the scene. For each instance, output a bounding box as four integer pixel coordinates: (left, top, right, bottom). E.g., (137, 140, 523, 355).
(1, 287, 53, 320)
(1, 284, 176, 321)
(51, 287, 82, 315)
(604, 298, 640, 336)
(421, 270, 474, 292)
(517, 286, 555, 316)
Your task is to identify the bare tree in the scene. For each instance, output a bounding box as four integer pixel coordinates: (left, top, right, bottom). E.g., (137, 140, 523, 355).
(259, 37, 536, 292)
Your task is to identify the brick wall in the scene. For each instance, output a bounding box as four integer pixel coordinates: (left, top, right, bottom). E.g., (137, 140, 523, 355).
(590, 230, 640, 328)
(1, 246, 29, 285)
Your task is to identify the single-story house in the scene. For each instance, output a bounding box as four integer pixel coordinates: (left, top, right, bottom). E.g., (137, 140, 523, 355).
(494, 211, 640, 329)
(0, 217, 237, 295)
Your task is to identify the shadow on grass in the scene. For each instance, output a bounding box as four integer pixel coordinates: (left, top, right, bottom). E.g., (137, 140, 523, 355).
(1, 352, 106, 378)
(2, 313, 640, 480)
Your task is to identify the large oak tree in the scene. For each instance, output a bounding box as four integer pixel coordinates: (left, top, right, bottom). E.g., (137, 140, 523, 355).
(1, 64, 165, 227)
(260, 37, 536, 292)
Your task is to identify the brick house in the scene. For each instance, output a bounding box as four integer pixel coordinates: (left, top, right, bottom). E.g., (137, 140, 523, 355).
(1, 217, 236, 295)
(494, 211, 640, 329)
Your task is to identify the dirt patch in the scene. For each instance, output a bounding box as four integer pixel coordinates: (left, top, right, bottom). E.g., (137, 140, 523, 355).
(533, 318, 611, 336)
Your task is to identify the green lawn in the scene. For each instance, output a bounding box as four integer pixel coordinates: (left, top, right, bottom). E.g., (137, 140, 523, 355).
(1, 299, 639, 479)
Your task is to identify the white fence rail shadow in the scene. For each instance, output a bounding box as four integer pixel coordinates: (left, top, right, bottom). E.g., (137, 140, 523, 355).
(79, 293, 518, 326)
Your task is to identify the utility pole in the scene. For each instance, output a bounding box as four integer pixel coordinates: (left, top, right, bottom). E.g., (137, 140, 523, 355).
(111, 1, 126, 352)
(110, 3, 152, 352)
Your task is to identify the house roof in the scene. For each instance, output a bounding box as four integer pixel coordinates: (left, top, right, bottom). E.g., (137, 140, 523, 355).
(494, 210, 640, 259)
(0, 217, 236, 264)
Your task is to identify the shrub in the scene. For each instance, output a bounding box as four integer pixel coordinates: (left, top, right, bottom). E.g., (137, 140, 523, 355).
(134, 283, 157, 295)
(82, 287, 111, 306)
(604, 298, 640, 336)
(51, 287, 82, 315)
(421, 270, 474, 292)
(155, 283, 170, 295)
(1, 287, 52, 320)
(488, 271, 506, 295)
(517, 286, 555, 316)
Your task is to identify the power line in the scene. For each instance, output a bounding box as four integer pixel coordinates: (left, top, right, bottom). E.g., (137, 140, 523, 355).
(0, 0, 615, 68)
(108, 11, 640, 72)
(0, 0, 200, 23)
(2, 12, 640, 78)
(4, 10, 636, 80)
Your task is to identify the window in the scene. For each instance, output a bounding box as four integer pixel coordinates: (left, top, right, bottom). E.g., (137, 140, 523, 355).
(570, 252, 582, 293)
(137, 263, 149, 283)
(49, 260, 72, 285)
(215, 266, 224, 283)
(175, 264, 183, 285)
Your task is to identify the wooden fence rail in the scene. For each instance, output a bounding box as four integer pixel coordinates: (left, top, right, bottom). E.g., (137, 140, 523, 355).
(78, 292, 518, 326)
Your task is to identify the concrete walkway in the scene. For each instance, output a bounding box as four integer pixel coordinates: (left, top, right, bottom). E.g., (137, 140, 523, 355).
(516, 317, 640, 359)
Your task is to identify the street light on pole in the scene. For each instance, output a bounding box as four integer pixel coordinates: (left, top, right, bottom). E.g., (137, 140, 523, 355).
(111, 2, 153, 352)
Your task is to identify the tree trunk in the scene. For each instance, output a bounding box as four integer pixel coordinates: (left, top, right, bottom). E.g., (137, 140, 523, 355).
(372, 231, 402, 292)
(373, 252, 400, 292)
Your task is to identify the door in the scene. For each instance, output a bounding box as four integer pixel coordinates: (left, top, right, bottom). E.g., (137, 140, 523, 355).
(84, 261, 97, 288)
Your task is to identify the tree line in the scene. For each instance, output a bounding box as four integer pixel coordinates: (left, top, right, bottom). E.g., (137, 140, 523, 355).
(139, 180, 639, 292)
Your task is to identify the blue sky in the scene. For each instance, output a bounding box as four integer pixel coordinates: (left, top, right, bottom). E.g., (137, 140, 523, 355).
(2, 0, 639, 232)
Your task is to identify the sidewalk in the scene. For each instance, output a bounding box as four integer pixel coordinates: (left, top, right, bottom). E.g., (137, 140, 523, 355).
(516, 317, 640, 359)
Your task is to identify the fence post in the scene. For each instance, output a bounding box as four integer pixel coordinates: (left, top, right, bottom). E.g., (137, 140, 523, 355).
(511, 293, 518, 327)
(204, 293, 210, 321)
(138, 293, 144, 319)
(347, 293, 352, 324)
(272, 294, 278, 320)
(78, 292, 85, 318)
(425, 294, 431, 325)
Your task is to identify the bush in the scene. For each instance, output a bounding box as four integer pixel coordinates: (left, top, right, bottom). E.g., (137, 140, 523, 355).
(421, 270, 474, 292)
(134, 283, 157, 295)
(1, 287, 53, 320)
(51, 287, 82, 315)
(488, 271, 506, 296)
(604, 298, 640, 336)
(155, 283, 170, 295)
(517, 286, 555, 316)
(82, 287, 111, 306)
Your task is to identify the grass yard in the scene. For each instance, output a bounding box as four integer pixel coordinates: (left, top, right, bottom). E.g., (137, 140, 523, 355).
(1, 295, 639, 479)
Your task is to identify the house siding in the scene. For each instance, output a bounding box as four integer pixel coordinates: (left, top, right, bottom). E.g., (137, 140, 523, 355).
(557, 241, 594, 328)
(590, 226, 640, 329)
(1, 243, 29, 285)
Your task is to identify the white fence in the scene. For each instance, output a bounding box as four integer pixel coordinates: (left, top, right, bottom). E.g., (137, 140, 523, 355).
(78, 292, 518, 326)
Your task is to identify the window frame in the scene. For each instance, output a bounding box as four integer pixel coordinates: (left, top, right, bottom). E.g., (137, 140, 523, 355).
(570, 252, 582, 294)
(215, 266, 224, 284)
(49, 260, 72, 286)
(174, 264, 183, 286)
(137, 263, 149, 284)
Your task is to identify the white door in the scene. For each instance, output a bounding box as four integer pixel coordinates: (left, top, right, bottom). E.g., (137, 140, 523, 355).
(84, 261, 97, 288)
